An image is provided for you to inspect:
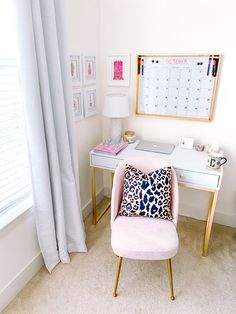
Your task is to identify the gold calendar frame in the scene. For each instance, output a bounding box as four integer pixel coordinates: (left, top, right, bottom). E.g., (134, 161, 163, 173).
(135, 54, 222, 122)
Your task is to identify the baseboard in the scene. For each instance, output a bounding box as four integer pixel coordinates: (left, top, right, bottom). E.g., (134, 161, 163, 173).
(82, 187, 104, 219)
(0, 252, 43, 312)
(212, 211, 236, 228)
(104, 187, 111, 198)
(179, 206, 236, 228)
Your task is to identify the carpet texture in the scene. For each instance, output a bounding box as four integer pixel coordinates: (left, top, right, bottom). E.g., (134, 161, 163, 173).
(3, 213, 236, 314)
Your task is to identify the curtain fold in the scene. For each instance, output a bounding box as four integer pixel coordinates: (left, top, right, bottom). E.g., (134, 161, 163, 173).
(15, 0, 87, 272)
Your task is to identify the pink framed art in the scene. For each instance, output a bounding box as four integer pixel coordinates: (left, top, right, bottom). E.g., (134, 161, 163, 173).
(107, 54, 130, 86)
(83, 55, 96, 85)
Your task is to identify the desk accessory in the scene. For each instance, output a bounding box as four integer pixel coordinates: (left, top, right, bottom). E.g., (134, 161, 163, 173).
(206, 143, 220, 153)
(195, 144, 205, 152)
(103, 94, 129, 142)
(135, 141, 175, 154)
(178, 137, 194, 149)
(124, 130, 136, 143)
(207, 152, 227, 169)
(94, 139, 128, 155)
(136, 54, 221, 121)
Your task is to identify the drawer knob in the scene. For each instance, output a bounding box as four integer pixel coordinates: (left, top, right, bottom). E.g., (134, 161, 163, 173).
(179, 174, 184, 179)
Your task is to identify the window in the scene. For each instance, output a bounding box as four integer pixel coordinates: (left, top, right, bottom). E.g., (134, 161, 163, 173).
(0, 0, 32, 214)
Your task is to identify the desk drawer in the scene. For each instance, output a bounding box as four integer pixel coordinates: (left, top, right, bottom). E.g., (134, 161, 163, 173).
(91, 154, 121, 170)
(175, 169, 219, 189)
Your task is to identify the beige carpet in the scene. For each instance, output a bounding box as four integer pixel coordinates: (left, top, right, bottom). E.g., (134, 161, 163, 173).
(3, 213, 236, 314)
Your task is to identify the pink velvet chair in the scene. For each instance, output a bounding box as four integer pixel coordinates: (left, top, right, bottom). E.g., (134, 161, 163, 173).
(111, 157, 179, 300)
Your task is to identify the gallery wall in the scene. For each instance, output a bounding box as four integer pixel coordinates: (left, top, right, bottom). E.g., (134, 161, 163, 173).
(64, 0, 103, 215)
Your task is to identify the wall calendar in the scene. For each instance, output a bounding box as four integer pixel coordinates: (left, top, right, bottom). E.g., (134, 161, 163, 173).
(136, 54, 221, 121)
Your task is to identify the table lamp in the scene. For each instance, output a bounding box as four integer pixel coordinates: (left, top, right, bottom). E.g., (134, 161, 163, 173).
(103, 94, 129, 143)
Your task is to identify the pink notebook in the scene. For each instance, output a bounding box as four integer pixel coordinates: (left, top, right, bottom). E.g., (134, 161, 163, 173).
(94, 140, 128, 155)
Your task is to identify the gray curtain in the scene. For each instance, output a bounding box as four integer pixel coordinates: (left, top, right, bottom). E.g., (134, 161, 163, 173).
(15, 0, 87, 272)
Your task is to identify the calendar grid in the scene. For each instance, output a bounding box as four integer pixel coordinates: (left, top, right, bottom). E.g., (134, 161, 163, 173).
(136, 54, 221, 121)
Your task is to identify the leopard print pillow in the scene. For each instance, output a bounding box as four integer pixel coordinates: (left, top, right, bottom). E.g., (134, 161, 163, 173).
(119, 164, 172, 220)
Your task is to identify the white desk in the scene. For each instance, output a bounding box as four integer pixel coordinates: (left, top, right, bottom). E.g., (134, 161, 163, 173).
(89, 141, 223, 256)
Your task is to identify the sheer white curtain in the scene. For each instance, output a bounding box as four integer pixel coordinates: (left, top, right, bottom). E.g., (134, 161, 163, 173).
(15, 0, 87, 272)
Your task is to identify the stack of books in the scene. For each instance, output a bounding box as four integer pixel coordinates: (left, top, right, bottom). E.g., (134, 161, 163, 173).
(94, 140, 128, 155)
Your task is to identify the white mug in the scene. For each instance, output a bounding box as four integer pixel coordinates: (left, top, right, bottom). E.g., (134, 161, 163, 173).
(207, 152, 227, 169)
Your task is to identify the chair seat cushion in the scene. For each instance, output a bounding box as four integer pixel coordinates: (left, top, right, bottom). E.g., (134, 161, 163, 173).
(111, 216, 179, 260)
(119, 164, 173, 220)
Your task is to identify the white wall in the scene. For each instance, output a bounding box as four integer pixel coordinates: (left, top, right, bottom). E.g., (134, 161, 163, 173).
(64, 0, 103, 213)
(0, 210, 42, 311)
(100, 0, 236, 226)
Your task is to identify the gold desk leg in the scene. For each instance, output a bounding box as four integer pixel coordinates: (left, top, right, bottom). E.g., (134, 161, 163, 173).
(91, 167, 97, 225)
(111, 171, 114, 184)
(167, 259, 175, 301)
(113, 256, 123, 297)
(91, 168, 113, 225)
(95, 202, 111, 224)
(202, 190, 219, 257)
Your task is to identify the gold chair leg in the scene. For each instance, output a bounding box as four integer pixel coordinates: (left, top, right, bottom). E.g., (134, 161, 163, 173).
(167, 258, 175, 301)
(113, 256, 123, 297)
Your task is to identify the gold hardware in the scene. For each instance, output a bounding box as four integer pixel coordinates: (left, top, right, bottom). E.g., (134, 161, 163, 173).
(113, 257, 175, 299)
(113, 256, 123, 297)
(202, 191, 218, 256)
(111, 171, 114, 185)
(178, 182, 218, 255)
(167, 259, 175, 301)
(91, 167, 96, 225)
(92, 168, 115, 225)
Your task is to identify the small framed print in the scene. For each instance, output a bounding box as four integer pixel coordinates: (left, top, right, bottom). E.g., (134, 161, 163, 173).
(83, 55, 96, 85)
(83, 87, 97, 117)
(70, 54, 82, 84)
(107, 54, 130, 86)
(73, 89, 84, 121)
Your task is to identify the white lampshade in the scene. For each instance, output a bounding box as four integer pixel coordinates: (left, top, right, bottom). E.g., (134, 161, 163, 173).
(103, 94, 129, 118)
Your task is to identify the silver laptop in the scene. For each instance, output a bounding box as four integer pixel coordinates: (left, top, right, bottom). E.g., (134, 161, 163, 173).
(135, 140, 175, 154)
